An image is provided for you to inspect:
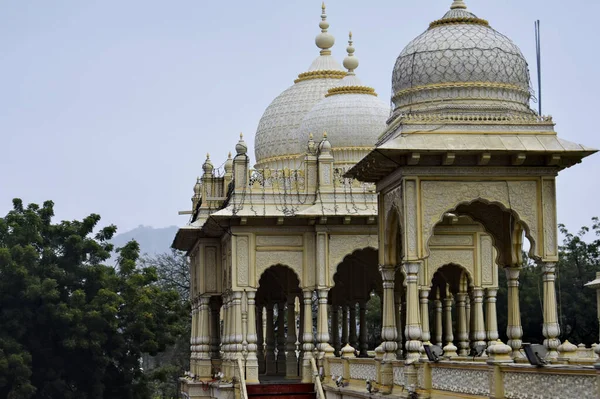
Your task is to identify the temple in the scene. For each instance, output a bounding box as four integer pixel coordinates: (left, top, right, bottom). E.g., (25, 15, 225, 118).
(173, 2, 599, 398)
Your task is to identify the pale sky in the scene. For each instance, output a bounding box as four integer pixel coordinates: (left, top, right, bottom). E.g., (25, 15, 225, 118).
(1, 0, 599, 235)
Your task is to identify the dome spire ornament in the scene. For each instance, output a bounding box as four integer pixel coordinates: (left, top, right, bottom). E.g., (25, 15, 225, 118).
(450, 0, 467, 9)
(343, 31, 359, 75)
(315, 2, 335, 55)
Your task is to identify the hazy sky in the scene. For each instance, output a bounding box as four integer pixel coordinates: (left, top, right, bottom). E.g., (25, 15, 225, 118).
(1, 0, 599, 235)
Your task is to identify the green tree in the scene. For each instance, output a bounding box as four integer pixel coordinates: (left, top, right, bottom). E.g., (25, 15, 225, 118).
(0, 199, 187, 399)
(496, 219, 600, 346)
(140, 250, 191, 399)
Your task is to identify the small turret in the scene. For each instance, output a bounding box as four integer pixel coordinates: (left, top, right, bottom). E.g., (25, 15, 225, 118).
(202, 153, 214, 176)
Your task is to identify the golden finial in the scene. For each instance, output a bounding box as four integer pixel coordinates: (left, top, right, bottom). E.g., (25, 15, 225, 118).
(240, 132, 243, 139)
(206, 153, 210, 159)
(323, 132, 328, 139)
(451, 0, 467, 10)
(309, 133, 314, 139)
(228, 151, 232, 158)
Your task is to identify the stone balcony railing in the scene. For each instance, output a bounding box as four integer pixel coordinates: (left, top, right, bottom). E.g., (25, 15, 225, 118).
(324, 351, 600, 399)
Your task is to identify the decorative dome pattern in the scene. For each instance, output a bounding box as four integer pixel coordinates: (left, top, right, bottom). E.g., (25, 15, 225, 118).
(254, 76, 344, 164)
(298, 93, 389, 154)
(297, 33, 389, 166)
(391, 2, 533, 117)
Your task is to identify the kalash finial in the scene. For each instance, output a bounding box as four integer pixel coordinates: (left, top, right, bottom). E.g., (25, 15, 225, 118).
(343, 31, 359, 74)
(315, 2, 335, 55)
(450, 0, 467, 9)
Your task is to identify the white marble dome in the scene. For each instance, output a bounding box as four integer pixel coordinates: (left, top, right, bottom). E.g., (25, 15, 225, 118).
(298, 74, 389, 165)
(253, 59, 344, 166)
(254, 6, 346, 168)
(391, 0, 533, 117)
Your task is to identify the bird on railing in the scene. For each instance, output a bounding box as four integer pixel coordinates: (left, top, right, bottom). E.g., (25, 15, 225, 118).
(366, 379, 379, 393)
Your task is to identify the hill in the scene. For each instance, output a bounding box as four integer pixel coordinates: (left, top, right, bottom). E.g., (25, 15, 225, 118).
(111, 225, 179, 258)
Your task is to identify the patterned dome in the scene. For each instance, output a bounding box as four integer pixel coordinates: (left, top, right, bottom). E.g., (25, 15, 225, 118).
(391, 0, 533, 117)
(298, 34, 389, 165)
(254, 5, 345, 167)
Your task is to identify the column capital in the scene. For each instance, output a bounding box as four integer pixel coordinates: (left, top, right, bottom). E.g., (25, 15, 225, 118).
(485, 288, 498, 298)
(505, 266, 521, 283)
(379, 264, 397, 281)
(402, 262, 421, 276)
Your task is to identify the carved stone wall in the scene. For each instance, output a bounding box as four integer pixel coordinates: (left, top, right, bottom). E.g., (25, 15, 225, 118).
(542, 178, 558, 259)
(420, 180, 540, 259)
(349, 362, 377, 381)
(503, 371, 598, 399)
(427, 249, 475, 285)
(329, 361, 343, 378)
(236, 236, 249, 287)
(393, 364, 405, 386)
(256, 251, 303, 285)
(480, 234, 495, 286)
(431, 367, 490, 397)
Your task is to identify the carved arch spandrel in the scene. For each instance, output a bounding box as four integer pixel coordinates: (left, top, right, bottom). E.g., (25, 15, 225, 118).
(382, 186, 403, 266)
(328, 235, 378, 287)
(420, 180, 541, 262)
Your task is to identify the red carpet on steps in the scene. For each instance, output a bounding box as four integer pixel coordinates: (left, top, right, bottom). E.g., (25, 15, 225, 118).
(246, 383, 316, 399)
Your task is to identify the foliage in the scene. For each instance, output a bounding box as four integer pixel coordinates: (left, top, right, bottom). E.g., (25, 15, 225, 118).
(140, 251, 191, 398)
(365, 292, 382, 349)
(0, 199, 187, 399)
(496, 218, 600, 346)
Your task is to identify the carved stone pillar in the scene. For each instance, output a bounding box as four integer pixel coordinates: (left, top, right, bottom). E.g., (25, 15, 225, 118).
(349, 303, 358, 350)
(419, 288, 431, 344)
(403, 263, 422, 360)
(286, 297, 298, 378)
(472, 288, 487, 349)
(380, 265, 398, 392)
(506, 267, 524, 358)
(541, 262, 561, 359)
(434, 290, 443, 347)
(256, 304, 265, 374)
(190, 300, 197, 371)
(221, 295, 229, 362)
(210, 297, 222, 359)
(331, 306, 340, 356)
(359, 300, 368, 357)
(317, 289, 334, 359)
(341, 304, 349, 346)
(455, 292, 469, 356)
(443, 293, 457, 357)
(485, 289, 499, 347)
(265, 303, 277, 375)
(301, 290, 314, 383)
(465, 297, 471, 341)
(394, 291, 403, 359)
(298, 297, 304, 367)
(246, 292, 259, 383)
(276, 301, 286, 375)
(231, 292, 244, 360)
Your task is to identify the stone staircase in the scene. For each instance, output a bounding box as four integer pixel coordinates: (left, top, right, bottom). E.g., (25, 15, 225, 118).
(246, 383, 316, 399)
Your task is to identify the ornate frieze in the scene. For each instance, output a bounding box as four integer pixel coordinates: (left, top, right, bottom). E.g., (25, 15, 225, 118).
(349, 362, 377, 381)
(256, 235, 303, 247)
(236, 237, 249, 287)
(503, 371, 598, 399)
(431, 367, 490, 396)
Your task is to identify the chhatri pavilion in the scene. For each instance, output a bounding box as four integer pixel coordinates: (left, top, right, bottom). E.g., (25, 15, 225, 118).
(173, 1, 599, 398)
